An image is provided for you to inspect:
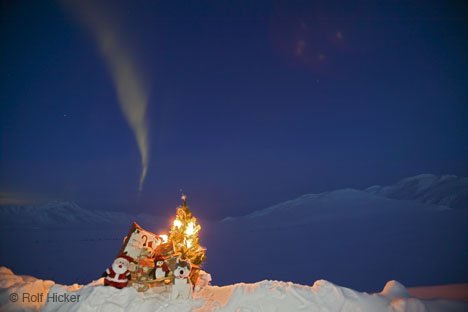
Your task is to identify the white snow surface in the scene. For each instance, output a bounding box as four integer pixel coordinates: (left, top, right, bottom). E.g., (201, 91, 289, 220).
(1, 267, 467, 312)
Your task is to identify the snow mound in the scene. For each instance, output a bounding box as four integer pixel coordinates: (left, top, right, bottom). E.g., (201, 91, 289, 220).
(0, 267, 54, 311)
(381, 280, 410, 300)
(1, 267, 467, 312)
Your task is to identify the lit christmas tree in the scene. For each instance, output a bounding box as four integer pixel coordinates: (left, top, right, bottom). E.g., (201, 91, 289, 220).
(169, 194, 206, 266)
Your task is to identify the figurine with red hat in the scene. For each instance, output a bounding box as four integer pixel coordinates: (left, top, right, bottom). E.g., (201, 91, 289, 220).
(154, 254, 170, 280)
(103, 254, 134, 289)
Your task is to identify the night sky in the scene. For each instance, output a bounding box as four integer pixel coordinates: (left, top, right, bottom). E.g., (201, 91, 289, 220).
(1, 0, 467, 220)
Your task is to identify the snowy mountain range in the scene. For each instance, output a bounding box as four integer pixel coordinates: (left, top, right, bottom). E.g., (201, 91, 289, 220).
(0, 201, 161, 228)
(0, 174, 467, 291)
(1, 174, 466, 229)
(209, 174, 468, 289)
(223, 174, 467, 225)
(365, 174, 468, 209)
(240, 188, 442, 220)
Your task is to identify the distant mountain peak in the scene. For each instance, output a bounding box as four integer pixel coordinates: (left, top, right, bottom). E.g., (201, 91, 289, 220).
(365, 174, 467, 209)
(225, 173, 467, 222)
(0, 201, 131, 228)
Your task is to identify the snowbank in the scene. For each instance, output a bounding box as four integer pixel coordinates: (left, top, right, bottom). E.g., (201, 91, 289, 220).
(1, 267, 467, 312)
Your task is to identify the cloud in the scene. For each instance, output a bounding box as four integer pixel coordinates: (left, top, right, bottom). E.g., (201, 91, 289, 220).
(62, 0, 150, 194)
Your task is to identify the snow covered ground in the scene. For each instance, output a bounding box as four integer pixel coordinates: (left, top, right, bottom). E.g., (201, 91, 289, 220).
(0, 174, 467, 307)
(1, 266, 467, 312)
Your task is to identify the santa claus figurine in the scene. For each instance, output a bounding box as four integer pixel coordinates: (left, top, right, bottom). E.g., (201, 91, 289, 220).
(153, 254, 170, 280)
(103, 254, 134, 289)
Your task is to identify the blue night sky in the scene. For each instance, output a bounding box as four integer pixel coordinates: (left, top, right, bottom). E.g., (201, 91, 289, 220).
(1, 0, 467, 219)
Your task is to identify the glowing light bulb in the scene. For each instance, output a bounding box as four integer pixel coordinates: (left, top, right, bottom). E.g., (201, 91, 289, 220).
(159, 234, 168, 243)
(173, 219, 182, 229)
(185, 222, 195, 235)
